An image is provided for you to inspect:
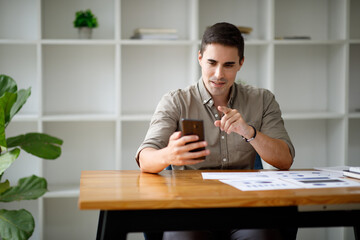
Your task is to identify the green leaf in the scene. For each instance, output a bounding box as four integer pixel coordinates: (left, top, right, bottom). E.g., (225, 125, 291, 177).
(6, 133, 63, 160)
(0, 175, 47, 202)
(0, 209, 34, 240)
(0, 148, 20, 176)
(0, 106, 6, 148)
(0, 75, 17, 98)
(0, 180, 10, 195)
(0, 92, 18, 127)
(9, 88, 31, 123)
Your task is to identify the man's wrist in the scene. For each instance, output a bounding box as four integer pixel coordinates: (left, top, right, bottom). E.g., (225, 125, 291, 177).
(242, 125, 257, 142)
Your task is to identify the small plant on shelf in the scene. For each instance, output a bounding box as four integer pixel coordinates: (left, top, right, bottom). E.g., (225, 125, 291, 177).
(0, 74, 63, 240)
(73, 9, 99, 39)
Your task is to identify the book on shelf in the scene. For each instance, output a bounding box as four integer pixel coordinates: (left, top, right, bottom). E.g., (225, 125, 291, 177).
(237, 26, 253, 35)
(343, 167, 360, 180)
(275, 36, 311, 40)
(131, 28, 178, 40)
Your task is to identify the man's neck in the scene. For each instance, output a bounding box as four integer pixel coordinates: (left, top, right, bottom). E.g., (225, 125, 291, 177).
(213, 96, 228, 109)
(212, 86, 232, 108)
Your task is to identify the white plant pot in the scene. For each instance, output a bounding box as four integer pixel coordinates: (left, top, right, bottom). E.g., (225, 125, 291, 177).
(78, 27, 93, 39)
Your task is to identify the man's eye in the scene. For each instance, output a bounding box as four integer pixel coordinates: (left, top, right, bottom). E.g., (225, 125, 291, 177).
(208, 61, 216, 65)
(225, 64, 234, 68)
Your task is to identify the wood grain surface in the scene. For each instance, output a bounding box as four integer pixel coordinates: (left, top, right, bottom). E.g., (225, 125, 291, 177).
(78, 170, 360, 210)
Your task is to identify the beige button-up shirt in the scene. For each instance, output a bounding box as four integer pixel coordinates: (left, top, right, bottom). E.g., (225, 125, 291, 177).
(136, 79, 295, 170)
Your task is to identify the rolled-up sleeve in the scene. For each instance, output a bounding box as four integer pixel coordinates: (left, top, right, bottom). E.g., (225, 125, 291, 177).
(260, 90, 295, 159)
(135, 91, 181, 165)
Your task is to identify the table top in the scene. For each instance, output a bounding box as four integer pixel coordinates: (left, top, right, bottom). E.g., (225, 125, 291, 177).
(78, 170, 360, 211)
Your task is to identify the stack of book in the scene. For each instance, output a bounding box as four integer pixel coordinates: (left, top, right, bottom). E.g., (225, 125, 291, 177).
(237, 26, 253, 40)
(237, 26, 253, 35)
(131, 28, 178, 40)
(343, 167, 360, 179)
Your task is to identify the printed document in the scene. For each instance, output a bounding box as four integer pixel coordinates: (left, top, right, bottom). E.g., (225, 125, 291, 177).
(202, 171, 360, 191)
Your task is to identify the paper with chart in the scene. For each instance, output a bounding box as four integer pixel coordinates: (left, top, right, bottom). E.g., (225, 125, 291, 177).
(202, 171, 360, 191)
(201, 172, 266, 180)
(220, 178, 302, 191)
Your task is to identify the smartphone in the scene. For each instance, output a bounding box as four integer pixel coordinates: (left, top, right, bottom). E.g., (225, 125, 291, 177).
(181, 119, 205, 159)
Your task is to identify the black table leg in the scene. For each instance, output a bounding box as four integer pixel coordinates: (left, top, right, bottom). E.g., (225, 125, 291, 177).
(97, 210, 127, 240)
(96, 211, 105, 240)
(355, 225, 360, 240)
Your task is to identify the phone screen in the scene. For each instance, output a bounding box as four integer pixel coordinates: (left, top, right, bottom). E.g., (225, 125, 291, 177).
(181, 119, 205, 159)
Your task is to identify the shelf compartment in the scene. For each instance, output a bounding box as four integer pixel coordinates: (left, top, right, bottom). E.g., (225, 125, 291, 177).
(348, 119, 360, 166)
(349, 44, 360, 114)
(43, 122, 115, 186)
(43, 45, 115, 115)
(121, 0, 191, 40)
(44, 198, 98, 240)
(121, 45, 191, 115)
(274, 44, 346, 114)
(275, 0, 346, 41)
(42, 0, 115, 39)
(350, 0, 360, 40)
(0, 44, 39, 115)
(238, 45, 272, 89)
(0, 0, 39, 40)
(199, 0, 270, 41)
(285, 119, 345, 168)
(121, 121, 150, 170)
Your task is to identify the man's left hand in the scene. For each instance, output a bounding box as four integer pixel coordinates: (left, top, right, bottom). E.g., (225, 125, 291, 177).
(214, 106, 254, 139)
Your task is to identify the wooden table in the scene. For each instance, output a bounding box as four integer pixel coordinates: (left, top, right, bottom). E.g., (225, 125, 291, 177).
(78, 170, 360, 240)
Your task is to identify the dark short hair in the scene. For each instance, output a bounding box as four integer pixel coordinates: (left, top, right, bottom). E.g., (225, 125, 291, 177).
(200, 22, 244, 62)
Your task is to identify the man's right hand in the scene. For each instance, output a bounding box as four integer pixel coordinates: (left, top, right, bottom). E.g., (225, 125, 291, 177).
(164, 131, 209, 166)
(138, 131, 209, 173)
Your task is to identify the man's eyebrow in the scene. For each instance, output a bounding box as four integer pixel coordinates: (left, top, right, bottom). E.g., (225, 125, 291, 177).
(207, 59, 235, 65)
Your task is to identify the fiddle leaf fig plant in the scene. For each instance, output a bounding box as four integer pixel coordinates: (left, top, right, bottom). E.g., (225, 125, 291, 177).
(0, 74, 63, 240)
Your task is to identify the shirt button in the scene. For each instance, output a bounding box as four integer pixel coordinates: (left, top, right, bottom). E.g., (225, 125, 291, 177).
(215, 114, 218, 118)
(221, 136, 225, 139)
(209, 100, 213, 104)
(223, 158, 227, 162)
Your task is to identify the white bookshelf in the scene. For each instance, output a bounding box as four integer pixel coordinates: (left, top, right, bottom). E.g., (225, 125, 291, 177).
(0, 0, 359, 239)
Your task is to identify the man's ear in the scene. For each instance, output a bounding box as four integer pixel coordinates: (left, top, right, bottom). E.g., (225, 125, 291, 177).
(198, 50, 203, 65)
(240, 57, 245, 66)
(238, 56, 245, 70)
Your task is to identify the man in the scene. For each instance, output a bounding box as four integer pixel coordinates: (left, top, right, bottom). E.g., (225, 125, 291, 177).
(136, 22, 295, 239)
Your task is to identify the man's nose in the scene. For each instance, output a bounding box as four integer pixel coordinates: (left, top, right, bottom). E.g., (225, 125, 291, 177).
(214, 66, 224, 79)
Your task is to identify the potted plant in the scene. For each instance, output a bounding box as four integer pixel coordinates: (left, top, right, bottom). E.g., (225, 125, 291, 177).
(73, 9, 99, 39)
(0, 74, 63, 240)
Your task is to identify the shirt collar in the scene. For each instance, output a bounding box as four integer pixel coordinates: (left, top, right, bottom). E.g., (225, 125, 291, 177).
(198, 78, 237, 108)
(198, 78, 213, 107)
(228, 82, 237, 107)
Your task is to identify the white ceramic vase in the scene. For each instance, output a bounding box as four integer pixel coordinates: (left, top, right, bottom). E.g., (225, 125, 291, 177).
(78, 27, 92, 39)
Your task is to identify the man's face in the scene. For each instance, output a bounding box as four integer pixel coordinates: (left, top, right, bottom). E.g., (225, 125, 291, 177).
(198, 43, 243, 100)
